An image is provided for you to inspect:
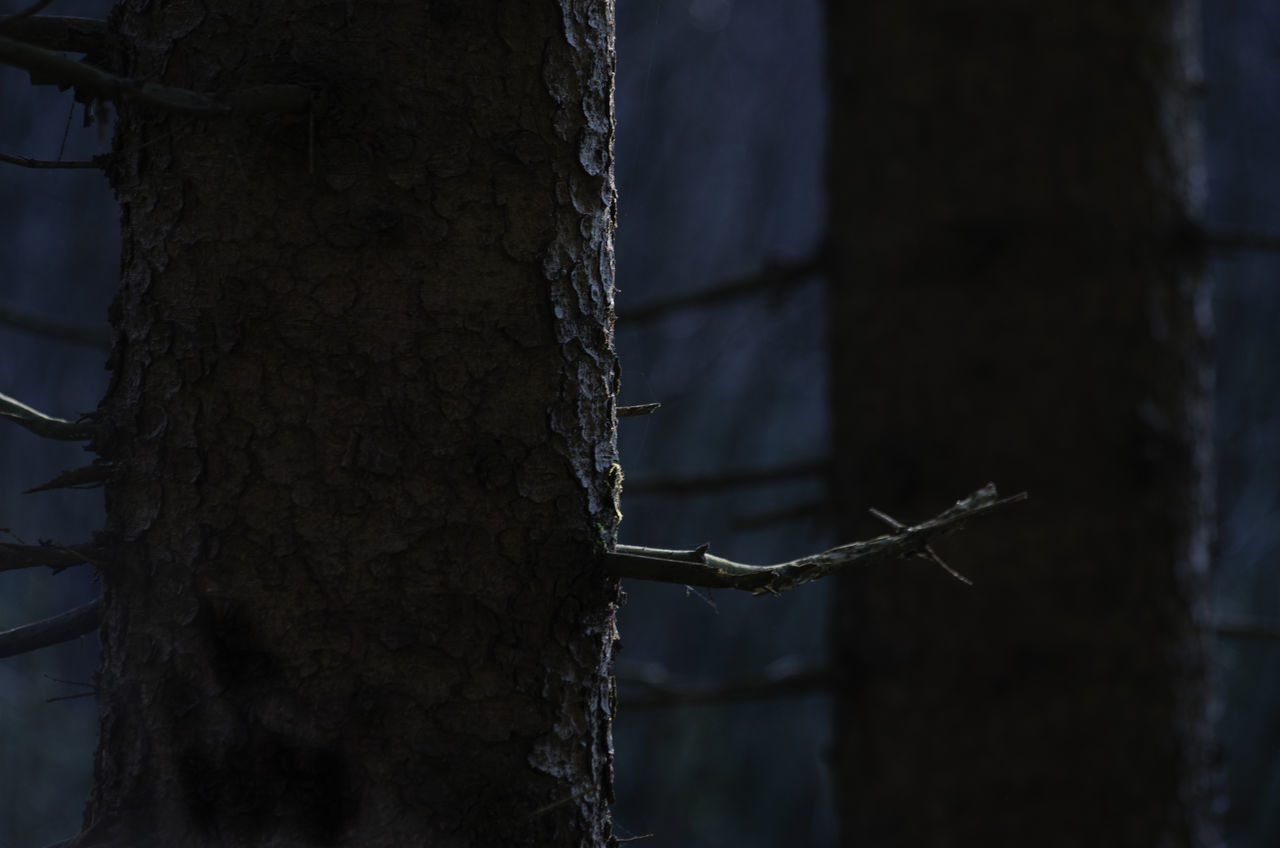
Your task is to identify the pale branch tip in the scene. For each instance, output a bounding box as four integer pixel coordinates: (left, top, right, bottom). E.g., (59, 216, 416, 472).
(605, 484, 1027, 594)
(0, 391, 97, 440)
(0, 596, 100, 659)
(617, 402, 660, 417)
(0, 34, 311, 117)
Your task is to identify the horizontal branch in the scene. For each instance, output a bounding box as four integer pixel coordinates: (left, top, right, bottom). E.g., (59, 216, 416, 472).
(0, 150, 101, 169)
(1216, 618, 1280, 641)
(0, 34, 311, 117)
(1202, 229, 1280, 254)
(0, 596, 99, 659)
(617, 250, 825, 325)
(606, 484, 1026, 594)
(0, 14, 103, 53)
(625, 459, 826, 496)
(0, 301, 111, 348)
(0, 541, 104, 572)
(617, 661, 831, 708)
(0, 391, 97, 440)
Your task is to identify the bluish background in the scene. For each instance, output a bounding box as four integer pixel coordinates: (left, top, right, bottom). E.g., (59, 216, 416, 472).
(0, 1, 1276, 846)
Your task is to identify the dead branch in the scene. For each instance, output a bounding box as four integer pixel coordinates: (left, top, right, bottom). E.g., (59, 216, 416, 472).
(0, 301, 112, 348)
(0, 34, 311, 117)
(0, 596, 99, 659)
(617, 250, 825, 325)
(0, 15, 104, 53)
(25, 463, 111, 493)
(0, 151, 101, 168)
(0, 541, 104, 572)
(617, 402, 661, 417)
(625, 459, 825, 496)
(617, 660, 831, 708)
(1216, 618, 1280, 641)
(605, 484, 1026, 594)
(1202, 229, 1280, 254)
(0, 390, 97, 440)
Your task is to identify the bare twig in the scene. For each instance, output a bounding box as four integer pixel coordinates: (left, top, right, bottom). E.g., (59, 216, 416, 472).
(0, 301, 111, 348)
(0, 540, 103, 572)
(605, 484, 1026, 594)
(0, 390, 96, 440)
(617, 251, 824, 325)
(0, 34, 311, 117)
(869, 505, 973, 585)
(0, 150, 100, 168)
(1202, 229, 1280, 254)
(25, 462, 111, 493)
(625, 459, 825, 496)
(0, 596, 99, 659)
(617, 661, 831, 708)
(0, 15, 104, 52)
(617, 402, 661, 418)
(1216, 619, 1280, 641)
(0, 0, 56, 31)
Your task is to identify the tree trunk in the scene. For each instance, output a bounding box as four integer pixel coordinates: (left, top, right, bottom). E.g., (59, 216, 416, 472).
(86, 2, 620, 846)
(825, 1, 1219, 846)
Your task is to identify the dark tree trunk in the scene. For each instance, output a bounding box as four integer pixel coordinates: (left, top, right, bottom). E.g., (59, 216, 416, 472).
(85, 2, 620, 846)
(825, 1, 1219, 846)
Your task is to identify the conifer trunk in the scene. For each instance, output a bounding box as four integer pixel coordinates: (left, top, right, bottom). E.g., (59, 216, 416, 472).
(86, 3, 620, 845)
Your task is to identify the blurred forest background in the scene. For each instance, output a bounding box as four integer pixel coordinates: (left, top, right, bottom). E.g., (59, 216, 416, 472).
(0, 0, 1277, 846)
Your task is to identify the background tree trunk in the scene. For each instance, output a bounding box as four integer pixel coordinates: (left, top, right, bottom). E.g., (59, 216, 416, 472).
(86, 2, 620, 845)
(825, 1, 1219, 845)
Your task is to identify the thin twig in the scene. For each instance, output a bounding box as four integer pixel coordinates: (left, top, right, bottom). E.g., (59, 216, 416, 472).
(0, 0, 56, 31)
(617, 662, 831, 708)
(617, 402, 661, 418)
(0, 596, 99, 659)
(869, 505, 973, 585)
(617, 251, 825, 325)
(1203, 229, 1280, 254)
(606, 484, 1026, 594)
(1216, 619, 1280, 641)
(0, 150, 100, 168)
(0, 15, 104, 52)
(0, 541, 103, 572)
(0, 301, 111, 348)
(25, 462, 112, 493)
(0, 34, 311, 117)
(625, 459, 825, 496)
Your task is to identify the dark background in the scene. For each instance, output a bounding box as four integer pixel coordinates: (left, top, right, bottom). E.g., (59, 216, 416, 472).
(0, 1, 1276, 846)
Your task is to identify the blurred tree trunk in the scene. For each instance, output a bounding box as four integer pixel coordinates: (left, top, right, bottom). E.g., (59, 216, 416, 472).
(825, 1, 1218, 846)
(84, 2, 620, 846)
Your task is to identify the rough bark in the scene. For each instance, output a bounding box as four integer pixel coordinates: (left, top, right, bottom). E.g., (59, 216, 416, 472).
(86, 2, 620, 846)
(825, 1, 1219, 846)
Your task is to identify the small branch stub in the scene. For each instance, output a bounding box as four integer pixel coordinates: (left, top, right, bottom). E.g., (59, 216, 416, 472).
(605, 483, 1026, 594)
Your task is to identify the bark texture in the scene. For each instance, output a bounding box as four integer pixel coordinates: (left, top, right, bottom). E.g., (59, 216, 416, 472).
(826, 1, 1218, 846)
(87, 2, 620, 846)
